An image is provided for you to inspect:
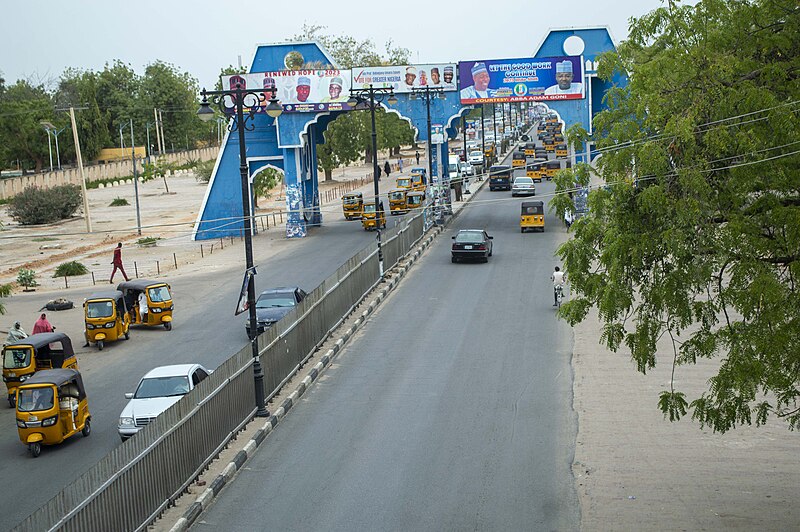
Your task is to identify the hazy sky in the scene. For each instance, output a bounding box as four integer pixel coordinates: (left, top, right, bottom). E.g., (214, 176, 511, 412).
(2, 0, 671, 91)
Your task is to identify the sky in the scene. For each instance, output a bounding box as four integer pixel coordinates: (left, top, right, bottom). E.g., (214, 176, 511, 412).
(2, 0, 672, 91)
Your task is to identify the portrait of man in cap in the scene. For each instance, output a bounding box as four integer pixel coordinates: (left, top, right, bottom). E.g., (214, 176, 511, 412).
(296, 76, 312, 102)
(261, 76, 277, 110)
(321, 76, 347, 102)
(404, 66, 417, 88)
(544, 60, 583, 95)
(443, 65, 454, 85)
(430, 67, 441, 85)
(460, 62, 494, 100)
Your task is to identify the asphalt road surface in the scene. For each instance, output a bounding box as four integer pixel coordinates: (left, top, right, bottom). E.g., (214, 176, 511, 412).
(192, 177, 580, 531)
(0, 208, 409, 529)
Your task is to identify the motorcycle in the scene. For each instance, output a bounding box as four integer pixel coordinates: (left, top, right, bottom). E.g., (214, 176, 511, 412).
(554, 285, 564, 308)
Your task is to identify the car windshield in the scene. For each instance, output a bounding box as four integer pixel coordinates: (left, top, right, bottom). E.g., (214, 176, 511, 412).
(390, 191, 404, 200)
(17, 386, 54, 412)
(448, 164, 458, 172)
(343, 196, 360, 205)
(3, 347, 31, 369)
(87, 300, 114, 318)
(148, 286, 171, 303)
(256, 294, 296, 308)
(455, 232, 484, 244)
(135, 375, 190, 398)
(363, 204, 377, 213)
(515, 178, 533, 185)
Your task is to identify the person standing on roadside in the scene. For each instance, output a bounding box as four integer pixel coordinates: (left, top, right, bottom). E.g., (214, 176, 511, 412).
(32, 313, 54, 334)
(384, 161, 391, 177)
(110, 242, 130, 283)
(415, 150, 420, 165)
(398, 157, 404, 172)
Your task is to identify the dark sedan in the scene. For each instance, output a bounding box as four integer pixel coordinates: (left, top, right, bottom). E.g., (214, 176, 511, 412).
(245, 286, 307, 338)
(451, 229, 493, 263)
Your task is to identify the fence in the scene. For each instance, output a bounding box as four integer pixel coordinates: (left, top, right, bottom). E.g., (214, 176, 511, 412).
(15, 212, 427, 532)
(0, 147, 218, 201)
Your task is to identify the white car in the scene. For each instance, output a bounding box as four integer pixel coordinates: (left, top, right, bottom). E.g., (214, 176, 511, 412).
(467, 150, 483, 166)
(118, 363, 212, 441)
(460, 162, 474, 177)
(511, 176, 536, 197)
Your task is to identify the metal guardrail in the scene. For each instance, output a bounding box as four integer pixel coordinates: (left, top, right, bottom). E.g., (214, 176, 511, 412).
(14, 212, 426, 532)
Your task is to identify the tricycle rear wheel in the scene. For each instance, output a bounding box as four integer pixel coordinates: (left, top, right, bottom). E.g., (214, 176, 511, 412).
(29, 442, 41, 458)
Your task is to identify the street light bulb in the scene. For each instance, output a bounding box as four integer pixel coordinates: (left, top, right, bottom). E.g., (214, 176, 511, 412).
(347, 95, 359, 107)
(197, 97, 215, 122)
(388, 93, 398, 105)
(265, 98, 283, 118)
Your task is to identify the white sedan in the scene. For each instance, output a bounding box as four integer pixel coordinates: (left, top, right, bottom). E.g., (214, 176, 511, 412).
(118, 363, 212, 441)
(511, 176, 536, 197)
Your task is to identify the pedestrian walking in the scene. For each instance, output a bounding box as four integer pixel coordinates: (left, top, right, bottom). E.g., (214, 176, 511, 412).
(415, 150, 420, 165)
(398, 157, 404, 172)
(110, 242, 130, 283)
(32, 313, 54, 334)
(384, 161, 391, 177)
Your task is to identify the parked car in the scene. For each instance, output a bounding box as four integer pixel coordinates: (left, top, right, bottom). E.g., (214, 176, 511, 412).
(118, 363, 212, 441)
(246, 286, 307, 337)
(451, 229, 493, 263)
(511, 176, 536, 197)
(460, 162, 474, 177)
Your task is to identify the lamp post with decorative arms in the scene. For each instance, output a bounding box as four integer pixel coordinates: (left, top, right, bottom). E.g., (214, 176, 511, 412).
(409, 86, 444, 226)
(197, 81, 282, 417)
(347, 85, 397, 279)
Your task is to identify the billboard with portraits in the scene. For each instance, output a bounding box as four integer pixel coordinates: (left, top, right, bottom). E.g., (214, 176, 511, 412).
(458, 56, 584, 104)
(221, 70, 353, 113)
(351, 64, 458, 93)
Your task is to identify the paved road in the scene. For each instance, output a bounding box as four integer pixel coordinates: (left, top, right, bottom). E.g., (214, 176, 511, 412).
(0, 203, 412, 528)
(193, 176, 580, 531)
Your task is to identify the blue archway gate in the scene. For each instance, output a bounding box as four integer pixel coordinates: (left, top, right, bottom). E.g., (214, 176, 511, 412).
(193, 31, 624, 240)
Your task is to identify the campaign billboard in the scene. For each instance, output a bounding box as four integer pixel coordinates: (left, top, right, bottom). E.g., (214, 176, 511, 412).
(458, 56, 584, 104)
(221, 70, 353, 113)
(351, 64, 458, 93)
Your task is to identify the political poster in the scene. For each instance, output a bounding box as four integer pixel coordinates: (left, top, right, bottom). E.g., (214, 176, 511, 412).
(351, 64, 458, 93)
(458, 56, 584, 104)
(221, 70, 353, 113)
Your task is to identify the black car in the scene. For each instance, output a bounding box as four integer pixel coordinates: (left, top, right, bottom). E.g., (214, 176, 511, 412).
(451, 229, 493, 263)
(245, 286, 307, 338)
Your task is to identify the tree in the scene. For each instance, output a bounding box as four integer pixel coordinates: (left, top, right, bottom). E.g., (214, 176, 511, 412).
(553, 0, 800, 432)
(0, 283, 10, 315)
(56, 69, 111, 161)
(94, 61, 140, 147)
(141, 61, 202, 151)
(0, 80, 53, 172)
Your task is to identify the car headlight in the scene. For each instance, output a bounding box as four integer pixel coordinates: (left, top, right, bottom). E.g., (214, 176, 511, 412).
(87, 323, 95, 330)
(105, 322, 116, 328)
(42, 415, 58, 427)
(16, 419, 26, 429)
(119, 417, 135, 428)
(19, 375, 28, 382)
(150, 307, 162, 313)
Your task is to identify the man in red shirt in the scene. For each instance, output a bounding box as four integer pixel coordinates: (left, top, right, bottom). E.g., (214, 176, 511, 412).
(110, 242, 130, 283)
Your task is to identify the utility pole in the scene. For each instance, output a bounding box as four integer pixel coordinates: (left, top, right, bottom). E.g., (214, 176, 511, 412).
(69, 107, 92, 233)
(159, 109, 166, 154)
(130, 119, 142, 235)
(154, 108, 162, 157)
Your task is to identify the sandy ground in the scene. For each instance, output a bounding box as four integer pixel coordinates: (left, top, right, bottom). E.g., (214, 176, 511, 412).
(2, 147, 798, 531)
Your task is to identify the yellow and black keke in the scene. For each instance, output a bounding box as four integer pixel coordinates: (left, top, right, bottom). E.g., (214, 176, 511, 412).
(84, 290, 130, 350)
(556, 144, 568, 159)
(410, 167, 427, 191)
(524, 143, 536, 157)
(15, 368, 91, 458)
(2, 332, 78, 408)
(512, 151, 526, 168)
(520, 200, 545, 233)
(405, 190, 425, 210)
(546, 160, 562, 179)
(117, 279, 174, 331)
(396, 176, 412, 191)
(342, 192, 363, 220)
(362, 201, 386, 230)
(526, 162, 545, 183)
(389, 189, 407, 215)
(544, 138, 556, 153)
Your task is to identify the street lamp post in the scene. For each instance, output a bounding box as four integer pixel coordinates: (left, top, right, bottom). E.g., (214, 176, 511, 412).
(41, 122, 54, 172)
(480, 105, 486, 172)
(197, 82, 283, 418)
(409, 86, 444, 226)
(347, 85, 397, 279)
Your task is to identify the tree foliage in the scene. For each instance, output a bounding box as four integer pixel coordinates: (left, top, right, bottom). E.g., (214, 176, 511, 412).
(8, 185, 83, 225)
(553, 0, 800, 432)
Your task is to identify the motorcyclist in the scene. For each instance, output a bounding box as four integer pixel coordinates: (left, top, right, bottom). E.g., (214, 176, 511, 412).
(4, 321, 28, 346)
(551, 266, 566, 306)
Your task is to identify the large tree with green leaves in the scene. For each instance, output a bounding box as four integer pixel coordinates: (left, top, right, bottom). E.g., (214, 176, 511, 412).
(553, 0, 800, 432)
(0, 80, 53, 172)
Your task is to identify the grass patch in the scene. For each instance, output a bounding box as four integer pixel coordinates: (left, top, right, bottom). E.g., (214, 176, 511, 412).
(110, 197, 130, 206)
(53, 261, 88, 277)
(137, 236, 161, 246)
(32, 236, 59, 242)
